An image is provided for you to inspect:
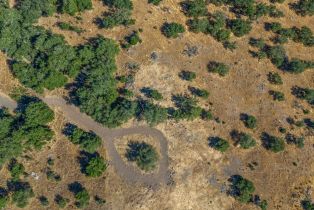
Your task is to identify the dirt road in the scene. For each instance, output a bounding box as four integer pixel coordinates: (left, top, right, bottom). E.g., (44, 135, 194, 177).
(0, 94, 170, 187)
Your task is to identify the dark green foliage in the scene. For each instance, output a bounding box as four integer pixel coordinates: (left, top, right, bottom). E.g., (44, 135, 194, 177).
(9, 181, 35, 208)
(249, 38, 266, 49)
(126, 141, 159, 171)
(141, 87, 163, 100)
(63, 123, 101, 153)
(208, 61, 229, 76)
(57, 22, 84, 33)
(223, 41, 237, 51)
(182, 0, 208, 17)
(258, 200, 268, 210)
(269, 90, 285, 101)
(55, 194, 68, 208)
(229, 175, 255, 203)
(103, 0, 133, 10)
(79, 153, 107, 177)
(267, 23, 314, 47)
(0, 188, 9, 209)
(265, 45, 287, 68)
(122, 31, 142, 48)
(302, 199, 314, 210)
(98, 9, 134, 29)
(304, 118, 314, 129)
(188, 18, 210, 33)
(136, 101, 168, 126)
(201, 109, 213, 120)
(240, 113, 257, 129)
(161, 22, 185, 38)
(267, 72, 283, 85)
(208, 137, 229, 152)
(148, 0, 162, 5)
(8, 159, 25, 181)
(68, 182, 90, 209)
(292, 86, 314, 105)
(179, 70, 196, 81)
(287, 59, 314, 73)
(99, 0, 134, 28)
(170, 95, 202, 121)
(228, 19, 252, 37)
(188, 87, 209, 98)
(291, 0, 314, 16)
(59, 0, 93, 15)
(261, 132, 285, 152)
(39, 196, 49, 206)
(231, 131, 256, 149)
(0, 97, 54, 166)
(285, 133, 304, 148)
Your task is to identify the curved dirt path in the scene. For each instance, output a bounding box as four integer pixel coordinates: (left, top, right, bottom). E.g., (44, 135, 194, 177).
(0, 94, 170, 187)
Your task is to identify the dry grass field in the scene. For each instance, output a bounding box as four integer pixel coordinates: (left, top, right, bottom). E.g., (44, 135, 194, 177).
(0, 0, 313, 209)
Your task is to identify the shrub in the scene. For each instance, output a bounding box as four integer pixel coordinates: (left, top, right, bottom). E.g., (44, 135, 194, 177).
(84, 155, 107, 177)
(261, 132, 285, 152)
(208, 62, 229, 76)
(103, 0, 133, 10)
(60, 0, 93, 15)
(148, 0, 162, 5)
(287, 59, 314, 73)
(228, 175, 255, 203)
(269, 90, 285, 101)
(0, 189, 8, 209)
(95, 196, 106, 205)
(140, 87, 163, 100)
(265, 45, 287, 68)
(38, 196, 49, 206)
(291, 0, 314, 16)
(68, 182, 90, 209)
(228, 19, 252, 37)
(249, 38, 265, 49)
(126, 141, 159, 171)
(99, 9, 134, 28)
(223, 41, 237, 51)
(188, 18, 210, 33)
(201, 109, 213, 120)
(8, 159, 25, 181)
(302, 199, 314, 210)
(55, 194, 68, 208)
(63, 124, 102, 153)
(267, 72, 283, 84)
(182, 0, 208, 17)
(179, 70, 196, 81)
(189, 87, 209, 98)
(241, 114, 257, 129)
(161, 22, 185, 38)
(57, 22, 84, 33)
(231, 131, 256, 149)
(292, 86, 314, 105)
(285, 133, 304, 148)
(122, 31, 142, 48)
(10, 181, 35, 208)
(208, 137, 229, 152)
(46, 168, 61, 182)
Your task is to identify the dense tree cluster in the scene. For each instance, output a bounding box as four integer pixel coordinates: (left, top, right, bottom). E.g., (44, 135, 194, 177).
(292, 86, 314, 105)
(265, 22, 314, 47)
(126, 141, 159, 171)
(290, 0, 314, 16)
(59, 0, 92, 15)
(249, 40, 314, 73)
(63, 123, 102, 153)
(97, 0, 134, 28)
(0, 96, 54, 166)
